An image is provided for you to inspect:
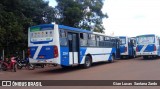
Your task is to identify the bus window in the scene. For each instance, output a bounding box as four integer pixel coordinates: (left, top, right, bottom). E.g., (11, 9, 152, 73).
(99, 36, 105, 47)
(91, 34, 95, 40)
(105, 36, 110, 41)
(80, 33, 84, 39)
(100, 36, 104, 41)
(88, 34, 96, 46)
(96, 35, 100, 46)
(60, 29, 67, 46)
(80, 33, 88, 46)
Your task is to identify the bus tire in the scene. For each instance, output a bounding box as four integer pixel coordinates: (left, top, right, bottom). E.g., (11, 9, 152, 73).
(120, 56, 123, 59)
(82, 56, 92, 69)
(108, 54, 115, 63)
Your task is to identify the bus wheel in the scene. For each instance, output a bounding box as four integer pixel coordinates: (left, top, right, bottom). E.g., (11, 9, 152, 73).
(82, 56, 92, 68)
(120, 56, 123, 59)
(108, 54, 115, 63)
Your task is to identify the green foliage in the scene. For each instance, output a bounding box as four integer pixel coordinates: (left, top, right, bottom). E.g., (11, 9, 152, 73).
(55, 0, 107, 32)
(55, 0, 83, 27)
(0, 0, 55, 55)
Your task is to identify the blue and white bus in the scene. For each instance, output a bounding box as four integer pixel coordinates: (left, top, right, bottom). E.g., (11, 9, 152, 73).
(136, 34, 160, 59)
(28, 24, 120, 68)
(118, 36, 136, 59)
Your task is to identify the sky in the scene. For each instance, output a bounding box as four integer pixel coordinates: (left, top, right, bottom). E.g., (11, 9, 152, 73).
(48, 0, 160, 37)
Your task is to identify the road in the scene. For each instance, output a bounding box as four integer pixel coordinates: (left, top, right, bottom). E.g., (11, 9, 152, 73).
(0, 57, 160, 89)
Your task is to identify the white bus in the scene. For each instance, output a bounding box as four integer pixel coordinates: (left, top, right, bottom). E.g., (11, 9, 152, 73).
(118, 36, 136, 59)
(136, 34, 160, 59)
(28, 24, 120, 68)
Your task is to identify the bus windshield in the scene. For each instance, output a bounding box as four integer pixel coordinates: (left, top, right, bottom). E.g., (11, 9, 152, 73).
(30, 27, 53, 43)
(137, 35, 155, 44)
(120, 37, 126, 45)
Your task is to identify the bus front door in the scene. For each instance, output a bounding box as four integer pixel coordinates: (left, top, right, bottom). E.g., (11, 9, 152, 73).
(116, 40, 120, 58)
(68, 33, 79, 65)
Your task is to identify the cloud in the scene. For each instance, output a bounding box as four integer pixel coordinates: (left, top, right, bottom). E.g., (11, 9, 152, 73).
(102, 0, 160, 37)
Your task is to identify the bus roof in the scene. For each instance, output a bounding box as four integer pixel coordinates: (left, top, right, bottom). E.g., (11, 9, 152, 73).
(136, 34, 156, 37)
(30, 24, 54, 29)
(29, 24, 118, 39)
(30, 24, 92, 33)
(118, 36, 129, 38)
(58, 25, 92, 33)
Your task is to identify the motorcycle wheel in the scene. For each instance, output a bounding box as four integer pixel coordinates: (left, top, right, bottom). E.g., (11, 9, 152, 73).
(17, 64, 22, 69)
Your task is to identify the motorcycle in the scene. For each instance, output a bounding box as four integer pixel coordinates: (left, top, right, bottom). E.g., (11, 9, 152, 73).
(0, 57, 17, 72)
(16, 57, 35, 70)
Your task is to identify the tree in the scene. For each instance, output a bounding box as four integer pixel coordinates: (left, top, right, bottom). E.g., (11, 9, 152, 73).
(55, 0, 107, 32)
(0, 0, 56, 55)
(55, 0, 83, 27)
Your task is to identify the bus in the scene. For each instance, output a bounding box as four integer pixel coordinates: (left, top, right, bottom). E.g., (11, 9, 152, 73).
(28, 24, 120, 68)
(136, 34, 160, 59)
(118, 36, 136, 59)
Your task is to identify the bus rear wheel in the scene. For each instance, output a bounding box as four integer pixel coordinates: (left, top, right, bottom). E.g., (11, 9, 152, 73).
(82, 56, 92, 69)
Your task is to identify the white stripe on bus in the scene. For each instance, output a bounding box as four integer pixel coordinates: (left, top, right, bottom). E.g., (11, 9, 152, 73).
(140, 45, 147, 52)
(33, 45, 42, 59)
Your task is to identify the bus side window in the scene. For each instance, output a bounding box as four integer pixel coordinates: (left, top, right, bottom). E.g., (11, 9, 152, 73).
(88, 34, 96, 46)
(80, 33, 84, 39)
(96, 35, 100, 47)
(60, 29, 67, 46)
(99, 36, 104, 47)
(92, 34, 96, 46)
(104, 36, 110, 47)
(80, 33, 88, 46)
